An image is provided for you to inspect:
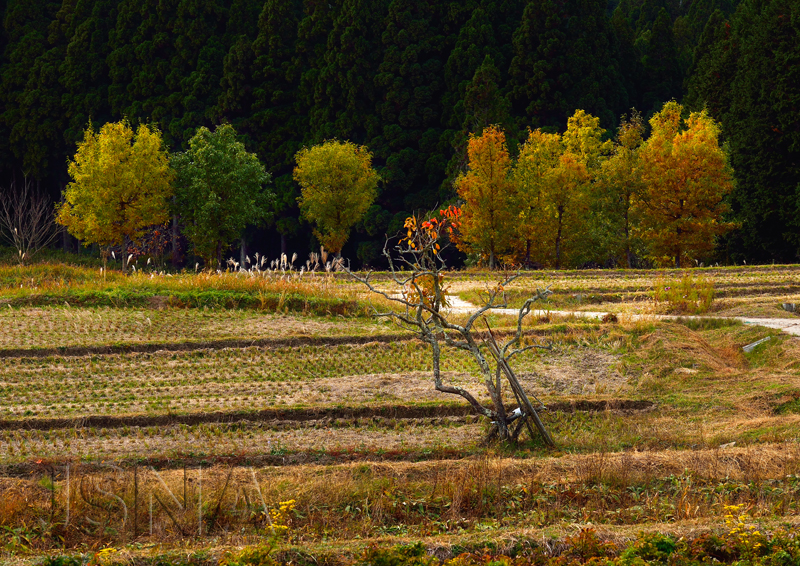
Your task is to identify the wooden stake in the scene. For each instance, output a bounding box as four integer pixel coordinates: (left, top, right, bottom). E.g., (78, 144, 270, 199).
(50, 468, 55, 527)
(209, 467, 233, 531)
(155, 493, 186, 536)
(151, 466, 183, 509)
(65, 464, 70, 528)
(198, 467, 203, 537)
(133, 466, 138, 538)
(149, 493, 153, 536)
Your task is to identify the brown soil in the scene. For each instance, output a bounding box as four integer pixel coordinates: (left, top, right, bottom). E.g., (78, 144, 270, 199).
(519, 348, 631, 396)
(0, 326, 558, 359)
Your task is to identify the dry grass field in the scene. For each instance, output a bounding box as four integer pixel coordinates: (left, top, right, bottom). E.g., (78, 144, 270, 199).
(1, 263, 800, 564)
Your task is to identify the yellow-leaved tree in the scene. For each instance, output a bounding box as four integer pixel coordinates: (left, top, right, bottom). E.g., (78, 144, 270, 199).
(513, 129, 561, 265)
(597, 111, 647, 268)
(515, 110, 609, 268)
(544, 151, 590, 269)
(56, 120, 173, 270)
(454, 125, 516, 269)
(553, 110, 612, 268)
(294, 140, 380, 256)
(637, 101, 735, 267)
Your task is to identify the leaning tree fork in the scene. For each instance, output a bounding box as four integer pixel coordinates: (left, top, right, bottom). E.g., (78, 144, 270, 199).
(347, 209, 555, 445)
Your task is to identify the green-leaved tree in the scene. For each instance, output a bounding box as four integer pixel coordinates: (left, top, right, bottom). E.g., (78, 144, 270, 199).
(172, 123, 272, 269)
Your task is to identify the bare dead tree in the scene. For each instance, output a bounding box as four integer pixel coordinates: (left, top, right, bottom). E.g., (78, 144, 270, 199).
(0, 178, 59, 264)
(348, 209, 555, 445)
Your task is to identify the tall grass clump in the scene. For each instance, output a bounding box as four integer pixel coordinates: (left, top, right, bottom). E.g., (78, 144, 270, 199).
(652, 273, 714, 314)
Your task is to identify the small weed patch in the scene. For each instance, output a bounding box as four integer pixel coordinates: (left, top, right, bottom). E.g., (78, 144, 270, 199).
(672, 316, 740, 331)
(653, 273, 715, 314)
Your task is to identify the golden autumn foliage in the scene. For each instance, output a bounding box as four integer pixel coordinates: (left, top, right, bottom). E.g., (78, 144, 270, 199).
(514, 129, 561, 265)
(637, 101, 735, 267)
(454, 126, 516, 268)
(597, 111, 647, 267)
(545, 151, 591, 269)
(562, 109, 613, 168)
(294, 140, 379, 255)
(56, 120, 173, 268)
(454, 104, 733, 269)
(514, 110, 609, 268)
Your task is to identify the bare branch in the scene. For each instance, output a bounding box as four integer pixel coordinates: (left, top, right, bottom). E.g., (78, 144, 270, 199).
(502, 287, 552, 357)
(347, 209, 554, 444)
(0, 178, 59, 264)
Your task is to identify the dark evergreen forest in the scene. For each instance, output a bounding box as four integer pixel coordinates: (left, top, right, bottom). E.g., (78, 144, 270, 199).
(0, 0, 797, 266)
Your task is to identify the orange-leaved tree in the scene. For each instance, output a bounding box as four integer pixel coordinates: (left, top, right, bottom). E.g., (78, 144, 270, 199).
(454, 126, 516, 269)
(347, 205, 554, 445)
(399, 205, 462, 311)
(637, 101, 735, 267)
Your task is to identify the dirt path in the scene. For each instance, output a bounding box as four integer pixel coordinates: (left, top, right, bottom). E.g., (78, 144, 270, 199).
(446, 296, 800, 336)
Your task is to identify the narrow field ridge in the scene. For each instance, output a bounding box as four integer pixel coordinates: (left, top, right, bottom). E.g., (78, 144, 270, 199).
(0, 399, 653, 432)
(0, 332, 413, 358)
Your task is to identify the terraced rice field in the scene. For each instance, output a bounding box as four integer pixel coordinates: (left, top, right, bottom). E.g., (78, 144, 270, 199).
(2, 264, 800, 564)
(451, 264, 800, 317)
(0, 307, 390, 351)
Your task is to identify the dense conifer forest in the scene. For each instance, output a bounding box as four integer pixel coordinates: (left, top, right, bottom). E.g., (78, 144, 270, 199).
(0, 0, 797, 266)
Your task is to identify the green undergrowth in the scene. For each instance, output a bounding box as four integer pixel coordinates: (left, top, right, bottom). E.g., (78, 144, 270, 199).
(0, 263, 378, 316)
(36, 524, 800, 566)
(653, 273, 715, 314)
(5, 287, 365, 316)
(670, 316, 741, 331)
(774, 394, 800, 415)
(0, 246, 105, 268)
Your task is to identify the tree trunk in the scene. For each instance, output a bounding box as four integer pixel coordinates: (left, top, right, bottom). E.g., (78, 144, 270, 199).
(624, 202, 632, 269)
(240, 239, 246, 268)
(62, 228, 72, 254)
(524, 239, 531, 267)
(216, 241, 222, 270)
(280, 233, 287, 256)
(555, 207, 564, 270)
(123, 235, 131, 272)
(171, 212, 180, 269)
(490, 365, 509, 440)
